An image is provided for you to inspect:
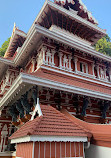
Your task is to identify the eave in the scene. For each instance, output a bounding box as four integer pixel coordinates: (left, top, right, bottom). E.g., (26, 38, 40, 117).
(4, 29, 27, 58)
(35, 25, 109, 61)
(46, 0, 106, 35)
(0, 57, 14, 79)
(12, 24, 111, 68)
(0, 57, 14, 66)
(35, 0, 106, 44)
(62, 109, 111, 148)
(0, 1, 108, 68)
(0, 70, 111, 110)
(11, 135, 88, 144)
(0, 24, 110, 74)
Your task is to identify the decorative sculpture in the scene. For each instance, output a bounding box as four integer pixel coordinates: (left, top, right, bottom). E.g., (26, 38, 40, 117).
(5, 126, 15, 152)
(15, 100, 24, 119)
(54, 91, 61, 111)
(102, 101, 109, 119)
(8, 105, 19, 122)
(32, 86, 38, 106)
(72, 94, 79, 115)
(21, 92, 31, 115)
(81, 97, 89, 117)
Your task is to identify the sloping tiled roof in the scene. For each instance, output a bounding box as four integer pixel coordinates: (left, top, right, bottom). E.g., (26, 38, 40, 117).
(28, 68, 111, 95)
(10, 105, 91, 140)
(62, 109, 111, 147)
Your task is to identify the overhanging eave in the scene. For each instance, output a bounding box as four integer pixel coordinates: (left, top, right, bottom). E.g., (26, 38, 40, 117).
(0, 72, 111, 110)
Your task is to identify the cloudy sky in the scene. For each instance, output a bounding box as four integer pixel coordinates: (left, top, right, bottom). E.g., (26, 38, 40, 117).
(0, 0, 111, 47)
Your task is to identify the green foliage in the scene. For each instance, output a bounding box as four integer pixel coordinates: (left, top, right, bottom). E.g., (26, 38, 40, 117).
(95, 35, 111, 56)
(0, 38, 10, 57)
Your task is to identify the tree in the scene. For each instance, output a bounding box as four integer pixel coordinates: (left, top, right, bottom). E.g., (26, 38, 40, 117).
(95, 35, 111, 56)
(0, 38, 10, 57)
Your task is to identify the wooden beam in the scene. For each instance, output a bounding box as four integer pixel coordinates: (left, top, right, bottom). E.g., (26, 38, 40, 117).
(41, 17, 47, 28)
(86, 32, 95, 40)
(44, 11, 50, 28)
(87, 33, 96, 41)
(62, 14, 64, 29)
(81, 29, 89, 39)
(73, 23, 80, 34)
(66, 17, 69, 31)
(78, 25, 86, 36)
(49, 7, 54, 25)
(55, 11, 58, 27)
(70, 20, 74, 33)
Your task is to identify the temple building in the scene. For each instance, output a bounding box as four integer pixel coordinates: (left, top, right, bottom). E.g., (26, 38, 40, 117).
(0, 0, 111, 157)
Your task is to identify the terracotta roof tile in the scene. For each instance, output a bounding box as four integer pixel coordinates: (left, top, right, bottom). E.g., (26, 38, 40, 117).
(24, 68, 111, 95)
(10, 105, 91, 140)
(62, 109, 111, 143)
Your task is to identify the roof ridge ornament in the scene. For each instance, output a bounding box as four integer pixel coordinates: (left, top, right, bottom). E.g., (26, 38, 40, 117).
(11, 23, 19, 39)
(31, 98, 43, 120)
(54, 0, 98, 25)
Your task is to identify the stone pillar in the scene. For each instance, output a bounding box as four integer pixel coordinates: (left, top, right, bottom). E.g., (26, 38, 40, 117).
(68, 55, 72, 71)
(59, 52, 63, 69)
(92, 63, 95, 76)
(104, 68, 107, 80)
(74, 57, 78, 72)
(46, 49, 51, 64)
(51, 49, 56, 66)
(97, 65, 100, 79)
(42, 46, 47, 63)
(86, 64, 88, 74)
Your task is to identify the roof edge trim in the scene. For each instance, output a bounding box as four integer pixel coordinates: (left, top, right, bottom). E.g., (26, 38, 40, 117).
(47, 0, 106, 35)
(11, 135, 88, 144)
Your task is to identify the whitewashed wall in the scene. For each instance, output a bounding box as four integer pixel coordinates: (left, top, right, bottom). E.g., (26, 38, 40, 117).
(85, 144, 111, 158)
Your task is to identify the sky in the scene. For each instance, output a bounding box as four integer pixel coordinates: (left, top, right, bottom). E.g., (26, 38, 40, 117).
(0, 0, 111, 47)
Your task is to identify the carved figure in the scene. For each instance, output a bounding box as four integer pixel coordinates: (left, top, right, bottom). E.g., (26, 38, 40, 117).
(32, 86, 38, 106)
(21, 92, 31, 115)
(54, 91, 61, 111)
(102, 101, 109, 119)
(15, 100, 24, 119)
(81, 97, 89, 116)
(9, 106, 19, 122)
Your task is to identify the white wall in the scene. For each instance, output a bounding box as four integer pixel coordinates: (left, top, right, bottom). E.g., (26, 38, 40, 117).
(85, 144, 111, 158)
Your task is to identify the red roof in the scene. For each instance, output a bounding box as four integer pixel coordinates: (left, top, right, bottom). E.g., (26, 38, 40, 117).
(10, 105, 91, 140)
(28, 67, 111, 95)
(62, 109, 111, 147)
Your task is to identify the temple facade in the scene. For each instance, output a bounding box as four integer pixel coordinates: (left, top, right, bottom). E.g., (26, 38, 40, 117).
(0, 0, 111, 158)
